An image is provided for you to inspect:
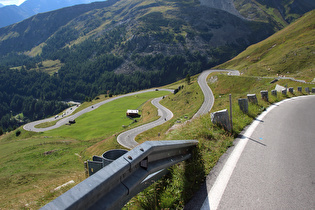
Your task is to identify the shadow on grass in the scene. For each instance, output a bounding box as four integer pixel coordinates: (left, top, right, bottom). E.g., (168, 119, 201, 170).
(183, 145, 206, 204)
(138, 172, 174, 210)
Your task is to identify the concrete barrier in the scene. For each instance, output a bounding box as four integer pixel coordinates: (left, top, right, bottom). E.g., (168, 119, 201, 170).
(275, 84, 286, 92)
(305, 87, 310, 94)
(288, 87, 294, 94)
(298, 87, 302, 92)
(282, 89, 287, 95)
(211, 109, 231, 131)
(260, 90, 269, 102)
(247, 94, 258, 104)
(271, 90, 277, 97)
(238, 99, 248, 114)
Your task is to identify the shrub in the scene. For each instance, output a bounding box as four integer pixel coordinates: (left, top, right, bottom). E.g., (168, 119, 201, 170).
(16, 130, 21, 137)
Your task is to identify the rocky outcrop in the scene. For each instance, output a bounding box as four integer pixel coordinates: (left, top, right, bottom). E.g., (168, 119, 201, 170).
(200, 0, 244, 19)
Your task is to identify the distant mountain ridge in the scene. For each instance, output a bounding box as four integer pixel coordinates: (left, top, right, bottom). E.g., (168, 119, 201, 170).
(233, 0, 315, 28)
(0, 0, 314, 133)
(0, 0, 106, 28)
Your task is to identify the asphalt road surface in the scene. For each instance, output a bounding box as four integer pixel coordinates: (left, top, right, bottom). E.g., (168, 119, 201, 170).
(117, 69, 239, 149)
(23, 88, 173, 132)
(193, 70, 240, 119)
(117, 97, 174, 149)
(195, 95, 315, 210)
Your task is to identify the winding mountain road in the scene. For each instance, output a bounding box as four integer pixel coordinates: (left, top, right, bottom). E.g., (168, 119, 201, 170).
(193, 69, 240, 119)
(118, 69, 239, 149)
(198, 95, 315, 210)
(23, 88, 173, 132)
(23, 69, 238, 150)
(117, 97, 174, 149)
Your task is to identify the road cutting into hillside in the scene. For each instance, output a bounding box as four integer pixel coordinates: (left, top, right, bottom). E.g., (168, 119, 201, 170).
(117, 69, 240, 149)
(197, 95, 315, 210)
(23, 88, 173, 132)
(117, 97, 174, 149)
(23, 69, 239, 149)
(193, 69, 240, 119)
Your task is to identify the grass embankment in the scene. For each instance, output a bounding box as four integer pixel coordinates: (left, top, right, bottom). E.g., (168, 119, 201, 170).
(0, 73, 313, 209)
(216, 10, 315, 82)
(0, 90, 169, 209)
(126, 73, 314, 209)
(34, 94, 110, 129)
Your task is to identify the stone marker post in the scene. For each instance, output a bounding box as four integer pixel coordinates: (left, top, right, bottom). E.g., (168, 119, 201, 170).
(247, 94, 258, 104)
(288, 87, 294, 94)
(271, 90, 277, 97)
(210, 109, 231, 131)
(238, 98, 248, 114)
(298, 87, 302, 92)
(305, 87, 310, 94)
(229, 94, 233, 132)
(282, 89, 287, 95)
(260, 90, 269, 102)
(312, 88, 315, 94)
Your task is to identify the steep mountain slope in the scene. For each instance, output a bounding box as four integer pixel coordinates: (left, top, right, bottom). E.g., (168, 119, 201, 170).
(200, 0, 244, 18)
(216, 10, 315, 82)
(233, 0, 315, 29)
(0, 0, 107, 28)
(0, 0, 274, 59)
(0, 0, 118, 55)
(0, 0, 314, 133)
(0, 5, 31, 28)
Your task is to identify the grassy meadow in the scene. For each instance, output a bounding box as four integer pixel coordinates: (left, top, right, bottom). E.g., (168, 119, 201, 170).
(126, 73, 315, 209)
(0, 71, 314, 209)
(216, 10, 315, 82)
(0, 90, 170, 209)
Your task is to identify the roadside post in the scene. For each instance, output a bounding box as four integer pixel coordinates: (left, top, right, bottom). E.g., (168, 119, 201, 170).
(229, 94, 233, 132)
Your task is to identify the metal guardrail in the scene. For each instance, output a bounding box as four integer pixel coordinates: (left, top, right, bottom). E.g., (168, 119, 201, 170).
(41, 140, 198, 210)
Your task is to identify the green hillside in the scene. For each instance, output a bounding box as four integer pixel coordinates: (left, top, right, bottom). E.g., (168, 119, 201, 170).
(234, 0, 315, 29)
(0, 0, 279, 132)
(216, 10, 315, 82)
(1, 71, 313, 209)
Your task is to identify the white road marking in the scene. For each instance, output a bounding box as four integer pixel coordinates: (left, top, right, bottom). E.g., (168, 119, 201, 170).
(200, 96, 311, 210)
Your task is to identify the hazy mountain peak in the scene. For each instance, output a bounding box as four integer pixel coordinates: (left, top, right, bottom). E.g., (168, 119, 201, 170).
(0, 0, 107, 28)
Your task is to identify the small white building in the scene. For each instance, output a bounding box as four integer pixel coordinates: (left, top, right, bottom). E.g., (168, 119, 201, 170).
(126, 110, 139, 117)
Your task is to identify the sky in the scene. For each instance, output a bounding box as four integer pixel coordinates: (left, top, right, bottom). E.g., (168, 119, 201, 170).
(0, 0, 26, 6)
